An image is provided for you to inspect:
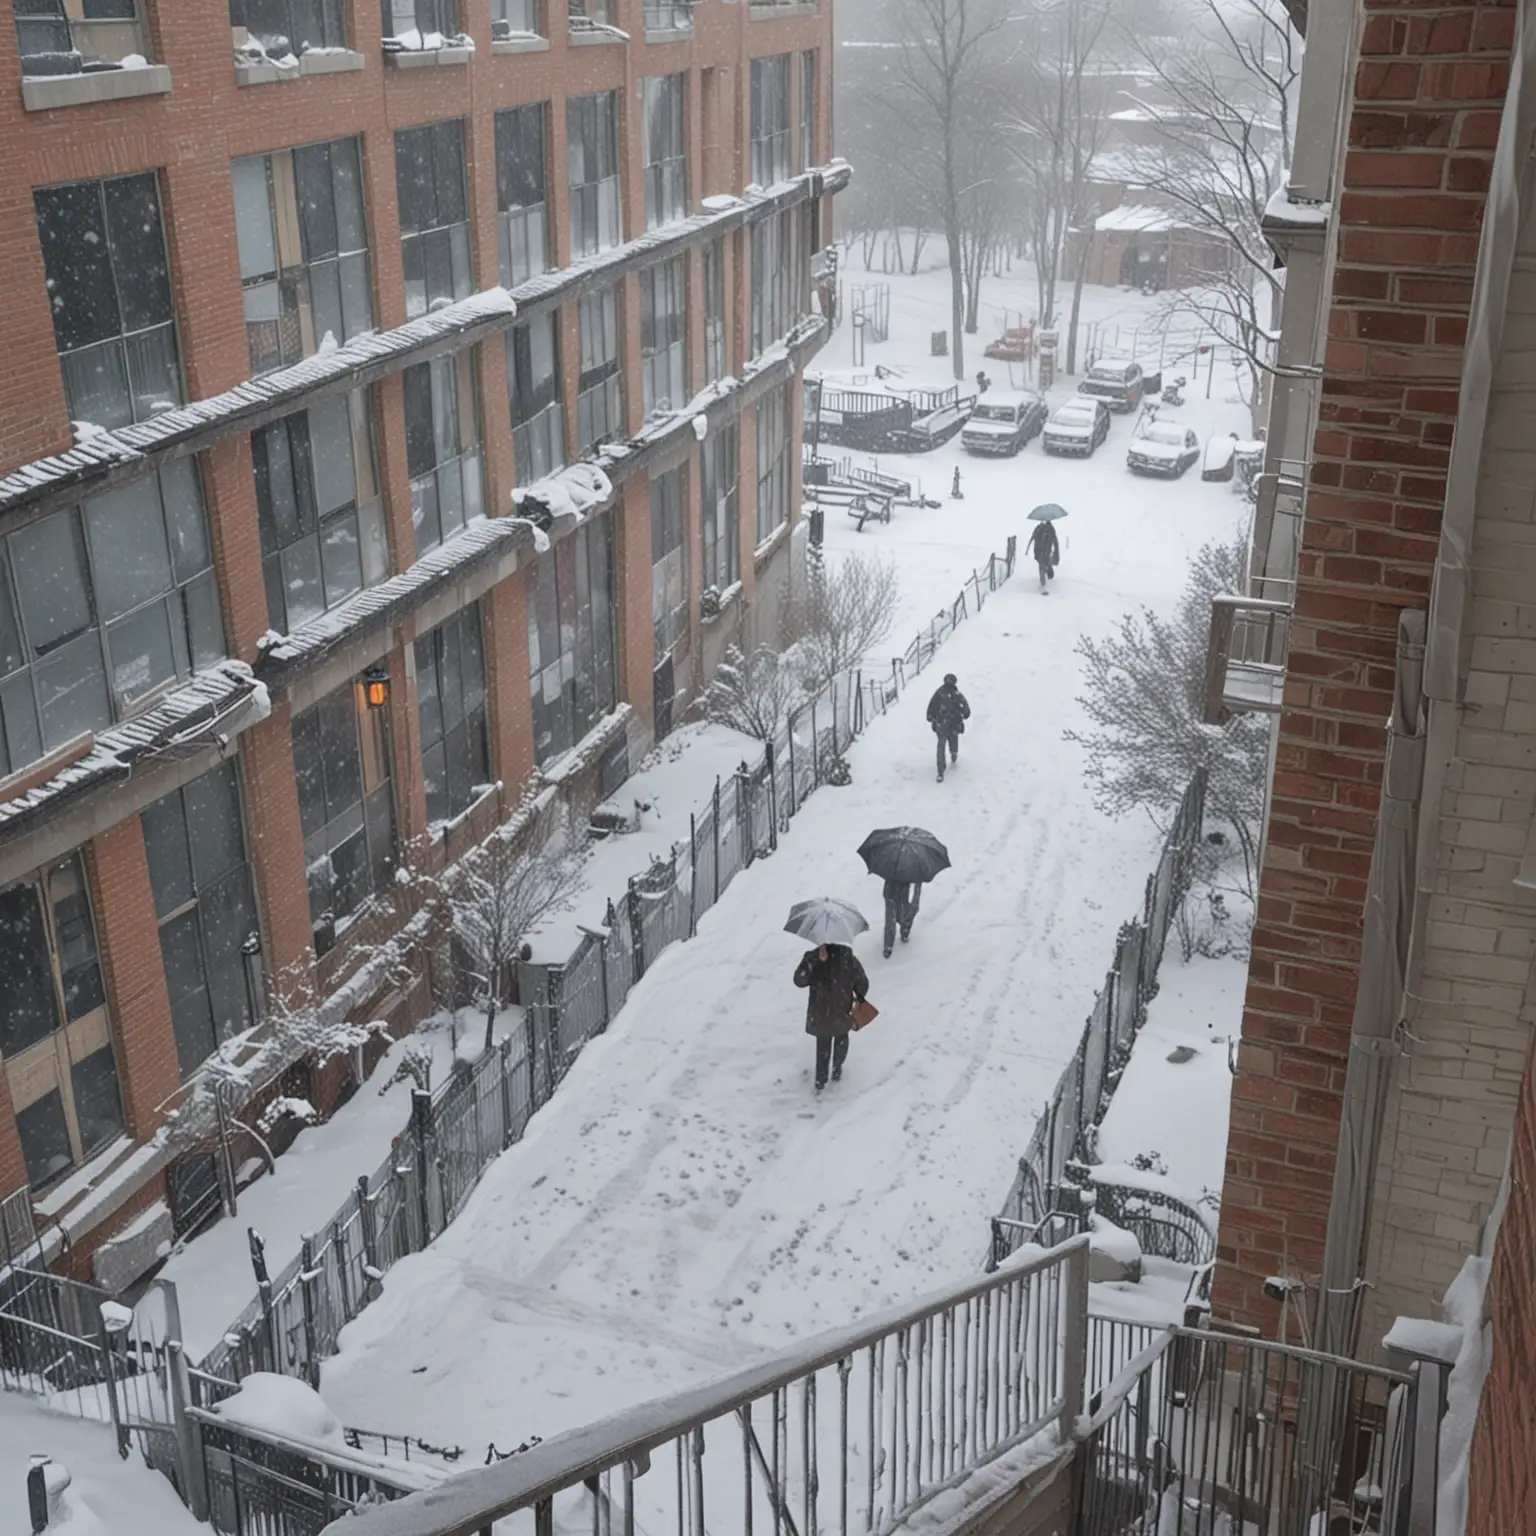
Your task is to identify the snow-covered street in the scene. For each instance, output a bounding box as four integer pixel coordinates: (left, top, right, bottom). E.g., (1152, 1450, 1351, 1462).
(319, 270, 1253, 1451)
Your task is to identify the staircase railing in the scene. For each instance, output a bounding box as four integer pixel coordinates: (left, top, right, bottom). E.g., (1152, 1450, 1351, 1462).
(325, 1236, 1092, 1536)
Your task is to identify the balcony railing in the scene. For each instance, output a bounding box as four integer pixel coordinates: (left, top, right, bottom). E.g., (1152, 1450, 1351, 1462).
(1202, 593, 1292, 723)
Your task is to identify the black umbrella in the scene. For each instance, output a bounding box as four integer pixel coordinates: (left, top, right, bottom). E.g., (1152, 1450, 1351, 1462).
(857, 827, 951, 885)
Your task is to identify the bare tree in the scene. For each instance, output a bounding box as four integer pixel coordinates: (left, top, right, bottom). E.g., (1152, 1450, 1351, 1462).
(449, 791, 590, 1052)
(704, 643, 805, 742)
(1065, 536, 1270, 897)
(884, 0, 1013, 379)
(792, 552, 901, 691)
(1123, 0, 1299, 403)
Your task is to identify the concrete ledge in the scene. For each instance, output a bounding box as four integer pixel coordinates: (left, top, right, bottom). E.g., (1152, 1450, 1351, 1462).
(748, 1, 820, 17)
(492, 34, 550, 53)
(386, 43, 473, 67)
(21, 63, 171, 110)
(569, 27, 627, 44)
(237, 49, 364, 83)
(300, 47, 365, 74)
(644, 25, 694, 42)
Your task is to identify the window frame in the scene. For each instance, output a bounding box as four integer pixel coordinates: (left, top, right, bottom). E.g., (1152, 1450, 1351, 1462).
(491, 0, 541, 37)
(576, 287, 624, 455)
(650, 467, 689, 664)
(567, 91, 623, 259)
(751, 209, 799, 359)
(402, 350, 485, 557)
(495, 102, 551, 289)
(642, 74, 689, 231)
(640, 256, 689, 419)
(34, 171, 182, 432)
(749, 55, 793, 188)
(414, 602, 492, 826)
(382, 0, 461, 43)
(394, 119, 473, 321)
(703, 239, 727, 385)
(701, 421, 740, 595)
(799, 50, 817, 170)
(755, 384, 792, 545)
(507, 312, 566, 485)
(16, 1, 152, 75)
(231, 0, 348, 60)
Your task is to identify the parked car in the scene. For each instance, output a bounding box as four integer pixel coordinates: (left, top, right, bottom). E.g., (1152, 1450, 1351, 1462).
(959, 391, 1049, 456)
(1042, 398, 1111, 457)
(1202, 433, 1239, 482)
(1078, 360, 1151, 413)
(1128, 419, 1202, 478)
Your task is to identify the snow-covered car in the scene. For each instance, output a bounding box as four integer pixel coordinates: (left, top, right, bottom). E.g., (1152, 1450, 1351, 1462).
(1077, 360, 1148, 413)
(1127, 420, 1202, 478)
(959, 392, 1049, 456)
(1202, 433, 1239, 482)
(1042, 398, 1111, 457)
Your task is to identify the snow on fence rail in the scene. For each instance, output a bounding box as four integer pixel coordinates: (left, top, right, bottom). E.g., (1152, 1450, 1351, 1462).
(987, 767, 1210, 1271)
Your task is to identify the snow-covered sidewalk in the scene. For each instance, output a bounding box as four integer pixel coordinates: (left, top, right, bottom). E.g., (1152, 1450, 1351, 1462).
(318, 527, 1233, 1451)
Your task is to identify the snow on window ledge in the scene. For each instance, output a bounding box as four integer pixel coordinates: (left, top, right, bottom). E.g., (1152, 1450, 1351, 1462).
(383, 30, 475, 65)
(491, 33, 550, 53)
(21, 62, 171, 110)
(235, 47, 365, 84)
(753, 520, 791, 568)
(539, 704, 634, 787)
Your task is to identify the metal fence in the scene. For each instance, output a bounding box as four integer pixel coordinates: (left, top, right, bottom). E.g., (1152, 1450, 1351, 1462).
(989, 768, 1208, 1269)
(326, 1236, 1092, 1536)
(1077, 1322, 1436, 1536)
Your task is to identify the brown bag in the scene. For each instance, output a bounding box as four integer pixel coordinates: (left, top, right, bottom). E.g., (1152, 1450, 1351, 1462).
(850, 997, 880, 1031)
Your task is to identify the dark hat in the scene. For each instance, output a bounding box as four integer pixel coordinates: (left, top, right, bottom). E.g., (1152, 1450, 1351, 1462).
(944, 673, 957, 685)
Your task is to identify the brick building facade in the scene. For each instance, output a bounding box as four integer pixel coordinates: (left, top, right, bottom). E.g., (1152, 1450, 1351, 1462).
(0, 0, 842, 1289)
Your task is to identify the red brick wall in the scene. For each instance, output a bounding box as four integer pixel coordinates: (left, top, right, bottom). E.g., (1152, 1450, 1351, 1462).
(1213, 0, 1513, 1332)
(1465, 1044, 1536, 1530)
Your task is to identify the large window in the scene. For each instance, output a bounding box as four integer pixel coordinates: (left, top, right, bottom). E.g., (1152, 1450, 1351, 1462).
(404, 351, 484, 555)
(0, 463, 224, 777)
(701, 422, 739, 595)
(395, 121, 472, 320)
(641, 257, 688, 419)
(495, 104, 549, 289)
(567, 91, 622, 259)
(642, 0, 691, 32)
(15, 1, 151, 76)
(230, 0, 347, 58)
(527, 515, 616, 765)
(492, 0, 540, 36)
(0, 854, 123, 1192)
(254, 390, 387, 634)
(755, 385, 791, 544)
(751, 210, 798, 358)
(34, 173, 180, 431)
(799, 51, 817, 169)
(233, 139, 371, 378)
(651, 468, 689, 664)
(142, 762, 259, 1079)
(643, 75, 688, 231)
(414, 604, 490, 825)
(507, 313, 565, 485)
(577, 288, 624, 454)
(382, 0, 460, 42)
(293, 678, 395, 953)
(750, 55, 792, 187)
(703, 239, 726, 386)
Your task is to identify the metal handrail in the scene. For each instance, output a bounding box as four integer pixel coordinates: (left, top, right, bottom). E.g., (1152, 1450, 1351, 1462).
(328, 1236, 1090, 1535)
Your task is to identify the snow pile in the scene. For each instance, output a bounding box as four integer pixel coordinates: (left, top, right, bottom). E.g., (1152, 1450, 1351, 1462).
(215, 1372, 345, 1448)
(1088, 1212, 1143, 1283)
(898, 1427, 1065, 1533)
(511, 462, 615, 530)
(1435, 1255, 1492, 1536)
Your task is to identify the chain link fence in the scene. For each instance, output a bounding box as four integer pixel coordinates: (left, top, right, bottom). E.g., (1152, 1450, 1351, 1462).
(988, 768, 1210, 1269)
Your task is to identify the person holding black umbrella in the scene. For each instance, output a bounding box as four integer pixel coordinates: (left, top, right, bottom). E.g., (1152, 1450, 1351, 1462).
(1027, 505, 1066, 595)
(858, 827, 951, 957)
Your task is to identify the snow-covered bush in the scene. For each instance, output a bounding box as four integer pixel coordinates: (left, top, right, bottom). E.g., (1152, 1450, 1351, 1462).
(704, 643, 802, 743)
(1066, 535, 1269, 900)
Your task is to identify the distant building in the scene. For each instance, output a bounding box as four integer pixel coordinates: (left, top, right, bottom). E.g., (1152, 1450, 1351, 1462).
(0, 0, 842, 1291)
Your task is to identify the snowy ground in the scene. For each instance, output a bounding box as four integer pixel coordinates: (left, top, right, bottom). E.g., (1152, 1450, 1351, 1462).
(0, 1393, 201, 1536)
(318, 259, 1253, 1450)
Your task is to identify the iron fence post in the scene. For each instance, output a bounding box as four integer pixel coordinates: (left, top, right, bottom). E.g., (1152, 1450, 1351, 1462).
(547, 968, 564, 1087)
(766, 740, 779, 852)
(332, 1214, 351, 1324)
(689, 813, 699, 936)
(357, 1174, 380, 1297)
(787, 709, 798, 814)
(95, 1306, 127, 1458)
(713, 779, 722, 905)
(810, 700, 820, 787)
(498, 1036, 515, 1147)
(411, 1089, 434, 1248)
(627, 882, 647, 980)
(299, 1235, 319, 1387)
(1059, 1239, 1089, 1439)
(166, 1339, 208, 1520)
(249, 1227, 278, 1372)
(596, 930, 612, 1034)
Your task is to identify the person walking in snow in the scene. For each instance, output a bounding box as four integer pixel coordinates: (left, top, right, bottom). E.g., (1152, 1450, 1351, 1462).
(926, 673, 971, 783)
(881, 878, 921, 958)
(794, 943, 870, 1089)
(1028, 520, 1060, 594)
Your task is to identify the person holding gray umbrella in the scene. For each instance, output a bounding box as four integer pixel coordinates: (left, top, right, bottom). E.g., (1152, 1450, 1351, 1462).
(858, 827, 951, 957)
(1027, 504, 1066, 594)
(786, 899, 871, 1090)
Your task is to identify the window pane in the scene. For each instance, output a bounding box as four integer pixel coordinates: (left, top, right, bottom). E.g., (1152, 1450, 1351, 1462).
(402, 363, 436, 477)
(1, 673, 42, 778)
(435, 120, 468, 225)
(281, 536, 325, 628)
(308, 395, 356, 517)
(59, 341, 132, 431)
(13, 510, 94, 654)
(319, 688, 363, 815)
(142, 792, 193, 918)
(104, 174, 173, 332)
(70, 1045, 124, 1155)
(232, 157, 277, 281)
(185, 762, 246, 888)
(106, 599, 177, 704)
(161, 460, 212, 581)
(34, 181, 120, 352)
(48, 855, 104, 1021)
(309, 260, 344, 353)
(124, 323, 182, 420)
(332, 139, 366, 252)
(292, 705, 327, 838)
(320, 516, 363, 608)
(84, 477, 174, 622)
(394, 127, 433, 235)
(293, 143, 340, 261)
(17, 1091, 73, 1189)
(203, 879, 256, 1044)
(0, 880, 61, 1057)
(161, 912, 215, 1076)
(339, 252, 372, 339)
(358, 500, 389, 587)
(34, 634, 111, 748)
(414, 634, 443, 746)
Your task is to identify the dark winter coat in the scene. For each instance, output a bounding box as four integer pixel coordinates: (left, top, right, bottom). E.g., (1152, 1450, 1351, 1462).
(927, 683, 972, 737)
(1028, 522, 1059, 569)
(793, 945, 870, 1038)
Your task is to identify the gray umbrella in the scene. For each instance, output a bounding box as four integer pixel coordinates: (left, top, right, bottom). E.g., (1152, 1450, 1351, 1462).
(784, 898, 868, 948)
(857, 827, 951, 885)
(1028, 504, 1069, 521)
